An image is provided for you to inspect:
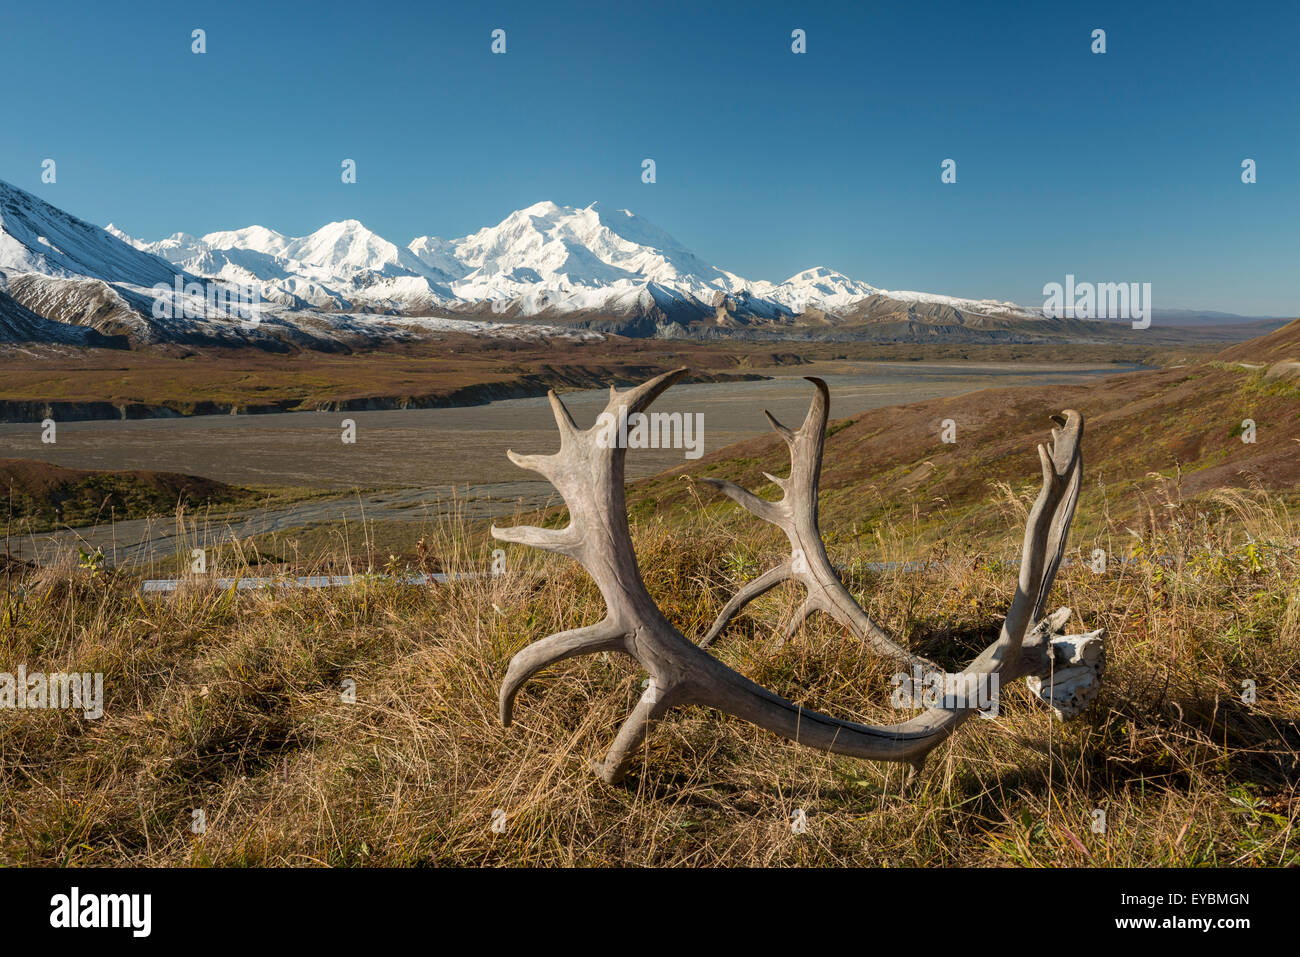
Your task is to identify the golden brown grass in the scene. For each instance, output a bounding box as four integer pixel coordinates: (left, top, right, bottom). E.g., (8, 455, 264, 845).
(0, 484, 1296, 867)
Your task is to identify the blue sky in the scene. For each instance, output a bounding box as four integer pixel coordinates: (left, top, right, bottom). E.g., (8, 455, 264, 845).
(2, 0, 1296, 313)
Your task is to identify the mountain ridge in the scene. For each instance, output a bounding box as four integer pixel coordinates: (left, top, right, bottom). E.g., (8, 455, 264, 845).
(0, 179, 1284, 350)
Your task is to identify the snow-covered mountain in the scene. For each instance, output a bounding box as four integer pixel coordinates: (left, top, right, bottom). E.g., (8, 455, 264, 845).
(440, 201, 749, 302)
(110, 218, 454, 311)
(2, 184, 178, 287)
(3, 177, 1047, 348)
(117, 198, 1036, 326)
(0, 180, 285, 346)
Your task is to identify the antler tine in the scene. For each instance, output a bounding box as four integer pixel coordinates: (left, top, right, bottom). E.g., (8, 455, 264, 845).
(609, 367, 688, 417)
(797, 375, 829, 436)
(548, 390, 579, 437)
(774, 596, 820, 650)
(1030, 410, 1083, 622)
(503, 448, 559, 478)
(489, 521, 580, 557)
(701, 477, 784, 524)
(499, 619, 625, 725)
(493, 370, 1094, 786)
(699, 377, 926, 666)
(762, 409, 796, 444)
(761, 377, 828, 445)
(698, 561, 792, 647)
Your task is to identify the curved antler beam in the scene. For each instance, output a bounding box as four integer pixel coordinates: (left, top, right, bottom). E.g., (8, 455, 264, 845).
(492, 370, 1089, 784)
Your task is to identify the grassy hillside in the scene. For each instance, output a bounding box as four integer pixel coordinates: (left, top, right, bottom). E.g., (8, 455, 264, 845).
(0, 486, 1295, 866)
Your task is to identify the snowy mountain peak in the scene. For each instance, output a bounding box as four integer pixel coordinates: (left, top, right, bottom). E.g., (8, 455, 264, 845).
(284, 219, 408, 273)
(787, 266, 851, 282)
(407, 235, 467, 282)
(200, 224, 290, 256)
(104, 223, 136, 244)
(521, 200, 561, 216)
(448, 200, 748, 305)
(782, 266, 880, 295)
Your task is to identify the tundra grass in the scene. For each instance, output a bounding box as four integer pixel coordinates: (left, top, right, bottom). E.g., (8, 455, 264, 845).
(0, 484, 1295, 867)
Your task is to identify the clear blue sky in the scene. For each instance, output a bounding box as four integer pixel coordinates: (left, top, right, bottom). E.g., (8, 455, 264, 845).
(2, 0, 1296, 314)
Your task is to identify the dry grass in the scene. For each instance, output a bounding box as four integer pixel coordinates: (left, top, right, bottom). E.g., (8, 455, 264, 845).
(0, 484, 1297, 867)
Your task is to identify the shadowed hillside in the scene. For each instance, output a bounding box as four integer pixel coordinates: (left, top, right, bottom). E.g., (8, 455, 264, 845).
(0, 458, 240, 531)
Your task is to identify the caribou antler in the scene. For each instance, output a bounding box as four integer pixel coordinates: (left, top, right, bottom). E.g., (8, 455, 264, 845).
(700, 377, 929, 663)
(704, 377, 1103, 715)
(493, 369, 1095, 784)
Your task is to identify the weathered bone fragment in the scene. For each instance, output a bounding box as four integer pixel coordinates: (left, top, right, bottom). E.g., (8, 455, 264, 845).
(1026, 616, 1107, 720)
